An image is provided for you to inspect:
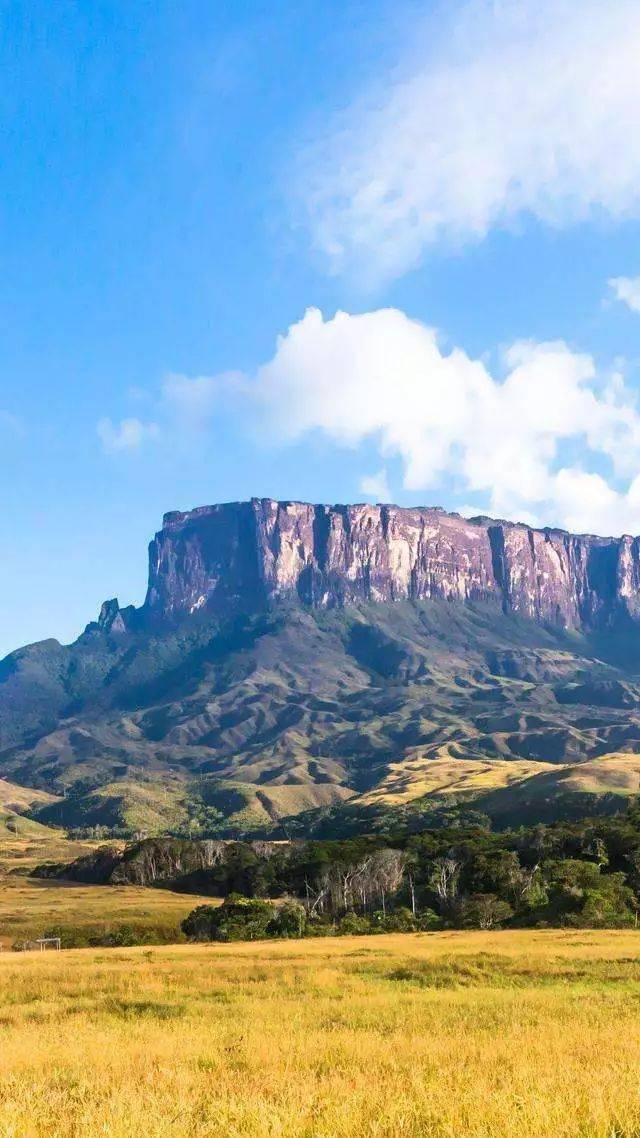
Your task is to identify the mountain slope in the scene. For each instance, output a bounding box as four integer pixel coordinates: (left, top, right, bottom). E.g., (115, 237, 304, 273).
(0, 777, 61, 838)
(3, 499, 640, 835)
(3, 598, 640, 833)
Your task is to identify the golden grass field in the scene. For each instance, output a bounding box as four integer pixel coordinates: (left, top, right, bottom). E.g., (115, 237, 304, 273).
(360, 748, 640, 807)
(3, 836, 640, 1135)
(2, 929, 640, 1137)
(0, 873, 217, 949)
(0, 832, 108, 873)
(0, 835, 216, 949)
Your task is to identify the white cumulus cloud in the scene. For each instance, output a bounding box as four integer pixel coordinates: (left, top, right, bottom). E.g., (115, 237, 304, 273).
(551, 468, 640, 536)
(299, 0, 640, 285)
(249, 307, 640, 535)
(96, 306, 640, 535)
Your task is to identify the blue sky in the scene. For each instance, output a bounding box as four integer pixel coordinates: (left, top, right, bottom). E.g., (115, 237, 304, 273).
(1, 0, 640, 656)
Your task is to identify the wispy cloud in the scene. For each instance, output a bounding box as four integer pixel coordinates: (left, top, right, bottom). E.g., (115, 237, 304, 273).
(360, 469, 391, 503)
(97, 370, 242, 456)
(608, 275, 640, 314)
(0, 410, 25, 436)
(97, 417, 159, 455)
(297, 0, 640, 287)
(161, 370, 242, 429)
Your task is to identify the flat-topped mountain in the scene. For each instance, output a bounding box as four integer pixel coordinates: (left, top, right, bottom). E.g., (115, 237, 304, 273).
(123, 498, 640, 631)
(3, 498, 640, 838)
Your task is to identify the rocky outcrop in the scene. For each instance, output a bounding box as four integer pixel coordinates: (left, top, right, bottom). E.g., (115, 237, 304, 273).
(97, 599, 128, 634)
(136, 498, 640, 632)
(85, 597, 136, 636)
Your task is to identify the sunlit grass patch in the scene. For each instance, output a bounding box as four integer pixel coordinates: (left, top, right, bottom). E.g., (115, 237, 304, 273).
(1, 931, 640, 1135)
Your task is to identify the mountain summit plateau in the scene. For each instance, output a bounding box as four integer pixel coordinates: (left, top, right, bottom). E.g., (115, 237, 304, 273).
(122, 498, 640, 632)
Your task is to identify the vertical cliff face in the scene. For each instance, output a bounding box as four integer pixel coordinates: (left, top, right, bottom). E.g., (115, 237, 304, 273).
(145, 502, 269, 619)
(142, 498, 640, 631)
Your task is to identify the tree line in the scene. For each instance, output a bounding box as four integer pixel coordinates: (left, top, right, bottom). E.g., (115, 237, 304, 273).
(178, 803, 640, 940)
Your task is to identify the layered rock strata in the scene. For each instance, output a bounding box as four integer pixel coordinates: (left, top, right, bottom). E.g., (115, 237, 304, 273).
(135, 498, 640, 631)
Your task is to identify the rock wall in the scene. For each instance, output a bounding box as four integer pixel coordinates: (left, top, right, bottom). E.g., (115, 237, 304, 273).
(141, 498, 640, 631)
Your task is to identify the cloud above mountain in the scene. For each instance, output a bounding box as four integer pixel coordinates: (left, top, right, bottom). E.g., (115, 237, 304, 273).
(297, 0, 640, 287)
(97, 417, 159, 454)
(99, 301, 640, 536)
(251, 307, 640, 535)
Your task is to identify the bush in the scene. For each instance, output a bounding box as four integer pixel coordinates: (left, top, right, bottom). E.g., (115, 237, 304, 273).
(416, 908, 442, 931)
(269, 899, 307, 937)
(336, 912, 374, 935)
(544, 861, 636, 927)
(375, 906, 417, 932)
(41, 925, 91, 949)
(91, 925, 145, 948)
(182, 894, 277, 942)
(303, 918, 336, 938)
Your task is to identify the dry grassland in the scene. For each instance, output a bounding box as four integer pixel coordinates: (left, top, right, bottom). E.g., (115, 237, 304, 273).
(0, 835, 215, 948)
(1, 930, 640, 1137)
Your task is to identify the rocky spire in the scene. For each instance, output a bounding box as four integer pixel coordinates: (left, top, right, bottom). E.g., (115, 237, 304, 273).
(97, 598, 128, 634)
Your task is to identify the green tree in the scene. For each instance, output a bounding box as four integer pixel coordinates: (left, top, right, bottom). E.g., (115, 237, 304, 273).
(545, 860, 635, 928)
(375, 906, 417, 932)
(271, 899, 307, 938)
(337, 912, 373, 935)
(182, 894, 277, 942)
(456, 893, 514, 930)
(416, 908, 442, 931)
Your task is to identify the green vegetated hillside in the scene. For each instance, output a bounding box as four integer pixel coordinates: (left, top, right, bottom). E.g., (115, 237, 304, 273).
(0, 777, 61, 839)
(2, 597, 640, 837)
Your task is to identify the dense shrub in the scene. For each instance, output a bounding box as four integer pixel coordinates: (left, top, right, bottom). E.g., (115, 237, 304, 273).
(181, 895, 277, 942)
(542, 860, 636, 928)
(269, 899, 307, 937)
(455, 894, 514, 930)
(336, 913, 375, 936)
(374, 906, 418, 932)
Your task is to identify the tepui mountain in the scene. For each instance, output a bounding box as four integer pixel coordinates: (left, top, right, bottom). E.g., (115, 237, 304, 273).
(3, 498, 640, 839)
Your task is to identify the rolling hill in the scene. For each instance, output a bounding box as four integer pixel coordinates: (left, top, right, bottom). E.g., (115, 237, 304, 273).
(0, 777, 61, 838)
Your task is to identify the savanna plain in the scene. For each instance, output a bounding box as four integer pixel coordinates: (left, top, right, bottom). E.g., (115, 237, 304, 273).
(2, 926, 640, 1138)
